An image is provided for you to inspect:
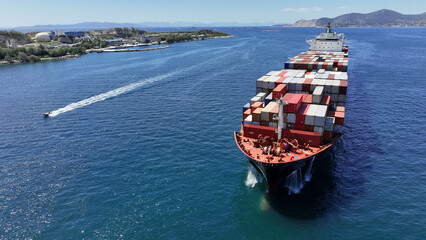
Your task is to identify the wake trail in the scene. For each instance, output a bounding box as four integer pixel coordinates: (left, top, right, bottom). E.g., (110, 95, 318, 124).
(46, 40, 249, 118)
(47, 71, 177, 117)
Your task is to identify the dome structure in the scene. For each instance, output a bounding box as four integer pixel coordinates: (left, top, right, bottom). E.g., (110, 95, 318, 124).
(35, 32, 52, 42)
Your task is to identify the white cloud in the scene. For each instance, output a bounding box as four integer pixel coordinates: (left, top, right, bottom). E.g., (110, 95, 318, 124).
(339, 6, 347, 9)
(283, 8, 297, 12)
(283, 7, 322, 12)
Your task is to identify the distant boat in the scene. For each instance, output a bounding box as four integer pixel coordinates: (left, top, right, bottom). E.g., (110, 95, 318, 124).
(43, 112, 50, 118)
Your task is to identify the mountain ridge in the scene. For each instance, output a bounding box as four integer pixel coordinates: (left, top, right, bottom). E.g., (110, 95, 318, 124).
(277, 9, 426, 27)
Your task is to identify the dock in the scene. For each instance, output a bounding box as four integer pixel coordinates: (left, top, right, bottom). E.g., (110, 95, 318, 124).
(86, 46, 169, 53)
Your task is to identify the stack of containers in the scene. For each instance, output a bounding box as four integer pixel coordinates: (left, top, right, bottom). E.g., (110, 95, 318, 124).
(284, 51, 348, 72)
(243, 49, 347, 144)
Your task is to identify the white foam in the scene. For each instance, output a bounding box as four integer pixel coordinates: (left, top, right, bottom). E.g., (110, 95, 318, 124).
(47, 71, 177, 117)
(245, 167, 259, 188)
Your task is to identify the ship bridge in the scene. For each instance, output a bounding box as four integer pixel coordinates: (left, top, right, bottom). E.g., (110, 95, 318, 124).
(306, 23, 347, 51)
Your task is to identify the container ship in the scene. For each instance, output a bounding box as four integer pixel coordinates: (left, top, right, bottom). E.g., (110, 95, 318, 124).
(234, 24, 348, 193)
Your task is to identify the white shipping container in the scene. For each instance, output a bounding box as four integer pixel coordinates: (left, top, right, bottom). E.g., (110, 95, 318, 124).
(244, 115, 253, 125)
(312, 86, 324, 104)
(267, 76, 281, 89)
(305, 104, 319, 125)
(331, 80, 340, 94)
(310, 79, 320, 92)
(250, 96, 262, 105)
(296, 72, 305, 78)
(318, 69, 326, 74)
(283, 76, 293, 84)
(318, 80, 327, 86)
(287, 113, 296, 123)
(256, 75, 268, 88)
(267, 71, 280, 76)
(261, 102, 277, 121)
(314, 105, 327, 127)
(256, 92, 267, 101)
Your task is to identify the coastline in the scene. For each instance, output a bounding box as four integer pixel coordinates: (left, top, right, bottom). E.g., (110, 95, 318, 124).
(0, 35, 234, 66)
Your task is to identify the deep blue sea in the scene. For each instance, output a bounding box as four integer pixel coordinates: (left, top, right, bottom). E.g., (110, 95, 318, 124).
(1, 27, 425, 239)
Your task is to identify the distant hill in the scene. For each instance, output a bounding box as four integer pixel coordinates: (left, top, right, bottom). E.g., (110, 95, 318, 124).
(277, 9, 426, 27)
(3, 21, 279, 33)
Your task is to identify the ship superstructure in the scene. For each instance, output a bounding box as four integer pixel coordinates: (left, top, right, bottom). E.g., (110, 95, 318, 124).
(235, 24, 348, 193)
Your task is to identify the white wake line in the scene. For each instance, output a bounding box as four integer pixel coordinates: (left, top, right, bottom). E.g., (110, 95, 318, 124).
(47, 72, 177, 117)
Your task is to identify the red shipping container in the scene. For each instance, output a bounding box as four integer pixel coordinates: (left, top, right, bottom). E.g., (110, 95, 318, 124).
(272, 84, 287, 99)
(282, 93, 294, 112)
(296, 103, 310, 125)
(327, 111, 335, 117)
(295, 124, 304, 130)
(337, 62, 343, 71)
(282, 129, 321, 147)
(287, 94, 303, 113)
(243, 109, 251, 119)
(243, 124, 277, 139)
(275, 77, 287, 87)
(303, 95, 313, 104)
(339, 81, 347, 94)
(334, 111, 345, 125)
(278, 71, 287, 77)
(324, 131, 333, 141)
(322, 63, 328, 70)
(328, 74, 335, 80)
(333, 61, 338, 68)
(302, 78, 313, 92)
(250, 101, 263, 112)
(301, 94, 309, 102)
(320, 95, 331, 105)
(304, 125, 314, 132)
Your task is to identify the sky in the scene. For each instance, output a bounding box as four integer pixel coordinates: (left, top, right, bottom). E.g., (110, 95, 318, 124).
(1, 0, 425, 27)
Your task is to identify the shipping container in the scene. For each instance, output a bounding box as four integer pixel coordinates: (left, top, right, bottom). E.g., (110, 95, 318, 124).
(243, 109, 252, 120)
(243, 124, 277, 139)
(305, 104, 319, 126)
(252, 108, 263, 122)
(250, 101, 263, 112)
(244, 115, 253, 125)
(324, 116, 335, 132)
(287, 94, 303, 113)
(334, 111, 345, 125)
(296, 103, 310, 125)
(312, 86, 324, 104)
(272, 84, 287, 99)
(250, 96, 262, 105)
(243, 102, 250, 113)
(314, 105, 328, 127)
(282, 129, 321, 147)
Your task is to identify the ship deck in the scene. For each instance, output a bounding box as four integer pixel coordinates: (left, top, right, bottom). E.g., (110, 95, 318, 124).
(234, 131, 333, 164)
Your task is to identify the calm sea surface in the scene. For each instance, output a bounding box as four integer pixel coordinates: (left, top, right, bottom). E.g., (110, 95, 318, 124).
(1, 27, 425, 239)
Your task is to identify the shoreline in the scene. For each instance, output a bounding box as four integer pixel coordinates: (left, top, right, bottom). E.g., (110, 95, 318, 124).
(0, 36, 234, 66)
